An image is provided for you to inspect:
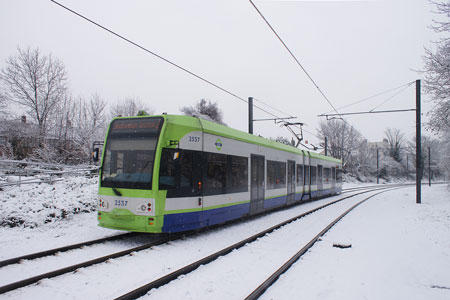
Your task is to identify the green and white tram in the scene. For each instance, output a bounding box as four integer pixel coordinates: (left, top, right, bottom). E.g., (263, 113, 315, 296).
(97, 114, 343, 233)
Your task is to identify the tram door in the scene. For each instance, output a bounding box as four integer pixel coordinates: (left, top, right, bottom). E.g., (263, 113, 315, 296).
(250, 155, 265, 214)
(287, 160, 296, 204)
(317, 165, 323, 196)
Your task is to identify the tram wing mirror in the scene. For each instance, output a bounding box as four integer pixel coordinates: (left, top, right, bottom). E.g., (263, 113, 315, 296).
(173, 152, 180, 160)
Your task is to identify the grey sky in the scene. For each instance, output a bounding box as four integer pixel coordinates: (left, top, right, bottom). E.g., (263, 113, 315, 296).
(0, 0, 438, 146)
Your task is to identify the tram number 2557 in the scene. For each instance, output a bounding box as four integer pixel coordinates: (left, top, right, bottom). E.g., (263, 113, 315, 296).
(115, 200, 128, 207)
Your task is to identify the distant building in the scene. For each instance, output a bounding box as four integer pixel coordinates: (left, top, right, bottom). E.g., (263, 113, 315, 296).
(0, 116, 39, 158)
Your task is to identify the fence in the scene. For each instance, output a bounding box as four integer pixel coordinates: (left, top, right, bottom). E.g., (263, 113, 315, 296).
(0, 159, 99, 188)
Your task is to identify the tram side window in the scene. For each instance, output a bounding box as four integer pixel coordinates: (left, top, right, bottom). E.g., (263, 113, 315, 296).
(280, 162, 286, 186)
(297, 164, 304, 185)
(324, 168, 331, 183)
(206, 153, 227, 192)
(180, 151, 194, 188)
(310, 166, 317, 185)
(336, 168, 343, 183)
(205, 153, 248, 195)
(159, 148, 194, 191)
(229, 155, 248, 193)
(267, 160, 286, 190)
(159, 149, 176, 189)
(267, 161, 275, 189)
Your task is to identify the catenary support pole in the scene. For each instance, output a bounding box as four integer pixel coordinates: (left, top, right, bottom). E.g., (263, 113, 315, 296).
(325, 137, 328, 156)
(416, 80, 421, 204)
(249, 97, 253, 134)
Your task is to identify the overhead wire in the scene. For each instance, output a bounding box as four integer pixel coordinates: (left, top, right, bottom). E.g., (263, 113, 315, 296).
(49, 0, 285, 121)
(51, 0, 325, 146)
(248, 0, 342, 118)
(321, 81, 415, 115)
(253, 97, 295, 118)
(248, 0, 357, 143)
(369, 81, 415, 112)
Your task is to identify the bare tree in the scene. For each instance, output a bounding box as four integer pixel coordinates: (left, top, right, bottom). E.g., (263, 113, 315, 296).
(51, 93, 75, 142)
(109, 97, 153, 118)
(180, 99, 225, 125)
(421, 0, 450, 178)
(0, 90, 6, 114)
(439, 130, 450, 179)
(0, 47, 68, 136)
(274, 136, 294, 146)
(67, 93, 108, 162)
(88, 92, 107, 129)
(41, 92, 108, 163)
(421, 1, 450, 132)
(384, 128, 405, 162)
(317, 119, 363, 173)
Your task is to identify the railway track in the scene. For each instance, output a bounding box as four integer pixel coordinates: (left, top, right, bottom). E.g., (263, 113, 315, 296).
(0, 183, 397, 269)
(114, 186, 403, 300)
(0, 231, 191, 295)
(341, 182, 412, 193)
(0, 233, 134, 268)
(341, 181, 447, 194)
(244, 189, 390, 300)
(0, 184, 412, 298)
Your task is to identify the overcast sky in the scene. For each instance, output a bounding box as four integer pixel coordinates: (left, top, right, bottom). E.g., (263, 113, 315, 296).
(0, 0, 440, 146)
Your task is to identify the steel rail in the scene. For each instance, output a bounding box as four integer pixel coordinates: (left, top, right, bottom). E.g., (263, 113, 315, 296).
(341, 182, 447, 194)
(341, 183, 412, 193)
(0, 233, 134, 268)
(113, 186, 399, 300)
(0, 188, 360, 295)
(244, 187, 402, 300)
(0, 232, 188, 295)
(1, 184, 430, 296)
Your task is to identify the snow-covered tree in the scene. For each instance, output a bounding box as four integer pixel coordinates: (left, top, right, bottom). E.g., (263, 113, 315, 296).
(384, 128, 405, 162)
(317, 119, 364, 173)
(421, 0, 450, 132)
(180, 99, 225, 125)
(109, 97, 153, 118)
(421, 0, 450, 177)
(0, 47, 68, 137)
(0, 90, 7, 115)
(423, 1, 450, 104)
(273, 136, 295, 146)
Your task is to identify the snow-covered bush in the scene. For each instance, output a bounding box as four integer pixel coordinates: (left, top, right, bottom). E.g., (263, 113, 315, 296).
(0, 176, 98, 228)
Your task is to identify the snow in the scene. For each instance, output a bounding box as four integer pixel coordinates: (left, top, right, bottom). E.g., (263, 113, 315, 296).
(261, 185, 450, 300)
(0, 175, 449, 300)
(0, 176, 119, 259)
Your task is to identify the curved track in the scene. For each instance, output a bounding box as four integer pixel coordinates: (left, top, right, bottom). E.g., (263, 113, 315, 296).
(244, 188, 396, 300)
(114, 186, 404, 300)
(0, 184, 411, 297)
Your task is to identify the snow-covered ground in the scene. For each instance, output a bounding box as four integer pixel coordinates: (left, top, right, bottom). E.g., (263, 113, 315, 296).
(261, 184, 450, 300)
(0, 176, 449, 299)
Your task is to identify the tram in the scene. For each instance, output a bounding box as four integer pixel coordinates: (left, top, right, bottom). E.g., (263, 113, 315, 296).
(97, 114, 342, 233)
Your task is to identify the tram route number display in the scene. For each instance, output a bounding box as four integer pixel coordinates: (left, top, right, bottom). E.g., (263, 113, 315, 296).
(111, 118, 162, 132)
